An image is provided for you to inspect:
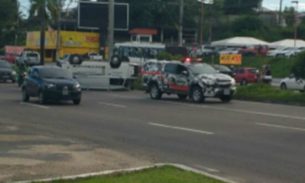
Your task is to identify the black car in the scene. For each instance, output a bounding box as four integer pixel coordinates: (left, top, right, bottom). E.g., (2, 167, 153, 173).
(0, 60, 16, 83)
(213, 64, 235, 78)
(22, 66, 82, 105)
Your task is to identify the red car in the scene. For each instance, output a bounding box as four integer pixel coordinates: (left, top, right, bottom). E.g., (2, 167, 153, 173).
(238, 45, 270, 56)
(3, 53, 18, 63)
(234, 68, 259, 85)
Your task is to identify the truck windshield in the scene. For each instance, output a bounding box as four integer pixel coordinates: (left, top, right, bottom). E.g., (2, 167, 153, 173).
(188, 64, 217, 75)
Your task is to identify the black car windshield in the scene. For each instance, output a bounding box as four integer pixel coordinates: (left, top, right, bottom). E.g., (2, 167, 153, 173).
(188, 64, 217, 75)
(39, 68, 73, 79)
(0, 61, 12, 68)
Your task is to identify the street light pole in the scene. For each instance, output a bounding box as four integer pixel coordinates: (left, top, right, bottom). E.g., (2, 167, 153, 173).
(179, 0, 184, 46)
(279, 0, 283, 25)
(108, 0, 115, 60)
(292, 1, 299, 47)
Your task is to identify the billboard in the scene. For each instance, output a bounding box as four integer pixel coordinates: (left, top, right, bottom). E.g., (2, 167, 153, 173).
(78, 1, 129, 31)
(220, 54, 242, 65)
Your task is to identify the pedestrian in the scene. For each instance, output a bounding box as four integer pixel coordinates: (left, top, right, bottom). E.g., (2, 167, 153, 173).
(262, 65, 272, 84)
(258, 45, 263, 55)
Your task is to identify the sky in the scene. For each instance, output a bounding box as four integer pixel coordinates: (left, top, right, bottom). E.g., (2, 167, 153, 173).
(18, 0, 305, 16)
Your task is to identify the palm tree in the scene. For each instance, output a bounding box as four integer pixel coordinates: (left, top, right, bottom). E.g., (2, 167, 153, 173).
(29, 0, 58, 65)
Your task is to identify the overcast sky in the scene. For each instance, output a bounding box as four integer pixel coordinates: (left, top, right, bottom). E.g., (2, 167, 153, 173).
(18, 0, 305, 17)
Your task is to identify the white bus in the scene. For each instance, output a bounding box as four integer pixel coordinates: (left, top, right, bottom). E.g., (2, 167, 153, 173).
(114, 42, 165, 64)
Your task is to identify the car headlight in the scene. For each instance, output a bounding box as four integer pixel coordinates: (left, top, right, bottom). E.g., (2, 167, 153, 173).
(46, 83, 56, 88)
(204, 80, 215, 86)
(11, 71, 16, 75)
(74, 83, 81, 89)
(231, 79, 236, 85)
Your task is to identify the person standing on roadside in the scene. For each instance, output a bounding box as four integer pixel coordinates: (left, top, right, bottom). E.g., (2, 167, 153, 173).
(262, 65, 272, 84)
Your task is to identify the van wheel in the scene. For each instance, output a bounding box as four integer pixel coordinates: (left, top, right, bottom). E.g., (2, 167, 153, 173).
(73, 98, 81, 105)
(69, 54, 83, 65)
(149, 84, 162, 100)
(191, 86, 204, 103)
(241, 79, 248, 86)
(38, 92, 47, 104)
(110, 55, 122, 68)
(177, 94, 188, 100)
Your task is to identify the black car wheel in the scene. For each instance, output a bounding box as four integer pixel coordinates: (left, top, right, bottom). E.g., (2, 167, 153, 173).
(73, 98, 81, 105)
(12, 79, 16, 83)
(220, 95, 232, 103)
(22, 89, 30, 102)
(38, 92, 47, 104)
(191, 86, 204, 103)
(280, 83, 287, 90)
(149, 83, 162, 100)
(177, 94, 188, 100)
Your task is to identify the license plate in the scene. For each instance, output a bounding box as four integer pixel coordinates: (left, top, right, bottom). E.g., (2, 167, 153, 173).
(62, 90, 69, 95)
(224, 89, 230, 95)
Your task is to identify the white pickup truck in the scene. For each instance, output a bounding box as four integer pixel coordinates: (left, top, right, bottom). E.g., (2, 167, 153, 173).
(16, 51, 40, 66)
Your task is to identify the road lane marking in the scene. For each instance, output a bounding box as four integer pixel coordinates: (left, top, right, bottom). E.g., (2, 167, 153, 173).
(99, 102, 126, 108)
(20, 102, 49, 109)
(195, 165, 220, 173)
(256, 123, 305, 132)
(148, 122, 214, 135)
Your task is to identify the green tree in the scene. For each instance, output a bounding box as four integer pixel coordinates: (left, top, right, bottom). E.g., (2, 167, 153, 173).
(0, 0, 15, 48)
(283, 7, 295, 27)
(231, 15, 264, 37)
(29, 0, 58, 65)
(223, 0, 262, 15)
(292, 52, 305, 80)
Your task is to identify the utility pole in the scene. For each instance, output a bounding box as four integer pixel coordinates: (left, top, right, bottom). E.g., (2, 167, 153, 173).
(108, 0, 115, 60)
(56, 0, 62, 61)
(200, 2, 204, 45)
(179, 0, 184, 46)
(279, 0, 283, 26)
(292, 1, 299, 47)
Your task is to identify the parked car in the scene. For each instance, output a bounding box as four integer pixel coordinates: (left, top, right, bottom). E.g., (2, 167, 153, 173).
(213, 64, 235, 78)
(0, 60, 16, 83)
(284, 47, 305, 58)
(266, 47, 296, 57)
(234, 67, 259, 85)
(191, 45, 215, 57)
(22, 66, 82, 105)
(239, 45, 270, 56)
(280, 74, 305, 92)
(3, 53, 19, 63)
(218, 48, 241, 55)
(141, 60, 236, 103)
(16, 51, 40, 66)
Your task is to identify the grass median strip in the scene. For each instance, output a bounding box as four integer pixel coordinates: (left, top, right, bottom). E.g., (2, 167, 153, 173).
(34, 166, 227, 183)
(235, 84, 305, 106)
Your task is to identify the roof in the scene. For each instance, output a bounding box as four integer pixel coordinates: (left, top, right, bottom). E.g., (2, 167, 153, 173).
(129, 29, 158, 35)
(269, 39, 305, 48)
(212, 37, 269, 47)
(115, 42, 165, 48)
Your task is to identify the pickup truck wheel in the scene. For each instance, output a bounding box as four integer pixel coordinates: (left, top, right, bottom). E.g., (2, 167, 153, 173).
(191, 86, 204, 103)
(149, 84, 162, 100)
(22, 89, 30, 102)
(220, 95, 232, 103)
(177, 94, 188, 100)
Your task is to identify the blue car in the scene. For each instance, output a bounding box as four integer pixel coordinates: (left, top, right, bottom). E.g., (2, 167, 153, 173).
(22, 66, 82, 105)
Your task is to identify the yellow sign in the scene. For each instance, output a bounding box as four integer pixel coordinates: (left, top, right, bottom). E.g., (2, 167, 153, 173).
(220, 54, 242, 65)
(26, 31, 100, 49)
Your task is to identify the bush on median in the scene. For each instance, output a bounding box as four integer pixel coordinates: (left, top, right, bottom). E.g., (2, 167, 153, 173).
(235, 84, 305, 105)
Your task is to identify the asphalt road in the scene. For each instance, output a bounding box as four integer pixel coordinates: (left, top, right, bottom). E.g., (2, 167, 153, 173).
(1, 83, 305, 183)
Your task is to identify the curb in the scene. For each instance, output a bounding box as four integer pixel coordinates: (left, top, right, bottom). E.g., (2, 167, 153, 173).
(15, 163, 238, 183)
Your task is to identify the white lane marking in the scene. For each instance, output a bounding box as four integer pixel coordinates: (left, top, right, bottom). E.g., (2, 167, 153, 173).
(195, 165, 220, 173)
(256, 123, 305, 132)
(20, 102, 49, 109)
(107, 94, 144, 100)
(234, 100, 305, 108)
(148, 122, 214, 135)
(99, 102, 126, 108)
(106, 94, 305, 121)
